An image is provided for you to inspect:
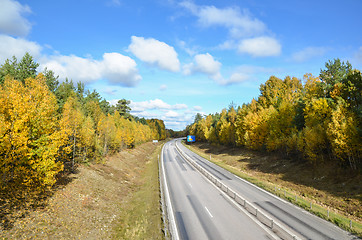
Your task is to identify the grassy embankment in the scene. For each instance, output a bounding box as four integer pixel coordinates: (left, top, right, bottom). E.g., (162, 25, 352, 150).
(184, 141, 362, 238)
(0, 141, 164, 240)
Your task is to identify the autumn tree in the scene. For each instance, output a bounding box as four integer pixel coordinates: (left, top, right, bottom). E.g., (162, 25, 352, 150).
(299, 98, 332, 164)
(0, 53, 166, 192)
(60, 95, 84, 171)
(186, 59, 360, 170)
(97, 114, 116, 155)
(79, 116, 96, 161)
(147, 119, 166, 140)
(0, 75, 64, 188)
(327, 101, 361, 169)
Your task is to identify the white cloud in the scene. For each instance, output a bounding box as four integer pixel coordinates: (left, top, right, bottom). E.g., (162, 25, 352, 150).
(193, 106, 202, 111)
(179, 2, 281, 58)
(180, 1, 265, 38)
(194, 53, 221, 76)
(0, 35, 141, 87)
(177, 39, 197, 56)
(218, 65, 281, 86)
(127, 99, 193, 130)
(0, 0, 32, 37)
(161, 111, 195, 130)
(164, 110, 179, 118)
(228, 72, 249, 83)
(128, 36, 180, 72)
(0, 34, 41, 62)
(291, 47, 327, 63)
(164, 121, 184, 129)
(183, 53, 223, 81)
(129, 99, 187, 112)
(182, 53, 271, 85)
(101, 52, 141, 86)
(238, 36, 281, 57)
(41, 52, 141, 87)
(173, 103, 188, 109)
(130, 99, 170, 111)
(126, 98, 203, 130)
(214, 72, 250, 86)
(131, 111, 158, 119)
(41, 55, 102, 81)
(217, 40, 236, 50)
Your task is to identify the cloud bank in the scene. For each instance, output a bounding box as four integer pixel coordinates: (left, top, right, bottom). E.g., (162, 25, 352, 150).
(41, 53, 141, 87)
(125, 98, 201, 130)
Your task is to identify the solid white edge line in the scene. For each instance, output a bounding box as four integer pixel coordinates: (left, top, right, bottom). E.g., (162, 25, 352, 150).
(161, 142, 180, 240)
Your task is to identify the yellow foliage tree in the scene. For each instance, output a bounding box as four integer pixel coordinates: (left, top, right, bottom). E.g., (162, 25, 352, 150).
(266, 100, 298, 153)
(0, 75, 64, 188)
(303, 73, 324, 100)
(299, 98, 331, 164)
(97, 114, 116, 155)
(60, 95, 84, 170)
(79, 116, 95, 161)
(327, 101, 361, 169)
(242, 106, 273, 150)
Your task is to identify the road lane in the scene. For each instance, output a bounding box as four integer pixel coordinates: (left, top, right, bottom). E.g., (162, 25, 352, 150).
(176, 140, 356, 240)
(162, 139, 277, 240)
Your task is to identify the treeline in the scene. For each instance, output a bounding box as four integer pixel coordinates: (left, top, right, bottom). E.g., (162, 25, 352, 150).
(166, 128, 187, 138)
(0, 53, 166, 190)
(188, 59, 361, 170)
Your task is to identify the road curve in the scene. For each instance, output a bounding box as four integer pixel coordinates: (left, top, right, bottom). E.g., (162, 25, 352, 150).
(161, 139, 278, 240)
(175, 139, 357, 240)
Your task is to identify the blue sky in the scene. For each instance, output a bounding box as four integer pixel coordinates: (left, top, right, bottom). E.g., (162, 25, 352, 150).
(1, 0, 361, 130)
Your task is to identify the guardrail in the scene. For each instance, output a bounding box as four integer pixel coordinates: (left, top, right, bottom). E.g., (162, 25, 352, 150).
(175, 141, 299, 240)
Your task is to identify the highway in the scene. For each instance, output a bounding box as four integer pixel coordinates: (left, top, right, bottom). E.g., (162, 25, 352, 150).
(161, 139, 277, 240)
(160, 139, 356, 240)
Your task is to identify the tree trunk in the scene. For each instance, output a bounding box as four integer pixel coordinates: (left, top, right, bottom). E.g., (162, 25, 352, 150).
(72, 133, 76, 172)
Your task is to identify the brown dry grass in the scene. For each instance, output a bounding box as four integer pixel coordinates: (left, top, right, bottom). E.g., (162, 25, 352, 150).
(0, 141, 163, 239)
(187, 142, 361, 224)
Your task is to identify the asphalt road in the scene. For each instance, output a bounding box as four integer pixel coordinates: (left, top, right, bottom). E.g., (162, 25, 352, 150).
(162, 139, 277, 240)
(173, 139, 356, 240)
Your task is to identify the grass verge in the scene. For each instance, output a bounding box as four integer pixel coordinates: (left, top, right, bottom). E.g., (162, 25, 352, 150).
(183, 141, 362, 238)
(113, 143, 164, 240)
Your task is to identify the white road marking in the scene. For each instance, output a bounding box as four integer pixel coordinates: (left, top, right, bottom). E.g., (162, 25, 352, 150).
(204, 206, 213, 218)
(189, 183, 193, 188)
(161, 143, 180, 240)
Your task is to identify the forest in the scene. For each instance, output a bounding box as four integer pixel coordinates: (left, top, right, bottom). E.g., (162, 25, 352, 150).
(188, 59, 361, 170)
(0, 53, 166, 191)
